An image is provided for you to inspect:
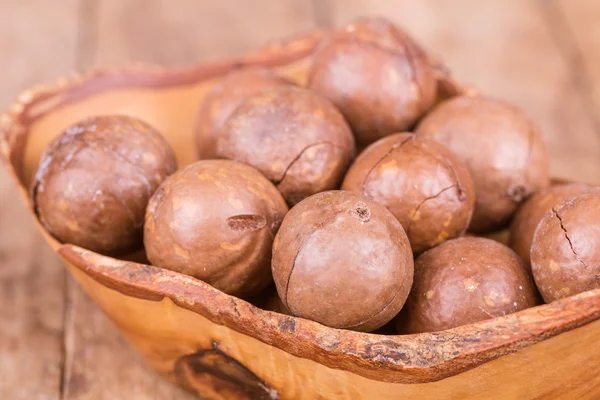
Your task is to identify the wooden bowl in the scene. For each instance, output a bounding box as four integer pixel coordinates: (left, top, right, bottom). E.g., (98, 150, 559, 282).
(2, 31, 600, 400)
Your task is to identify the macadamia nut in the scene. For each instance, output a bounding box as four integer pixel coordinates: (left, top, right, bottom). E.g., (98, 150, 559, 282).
(144, 160, 288, 298)
(32, 115, 177, 255)
(272, 191, 414, 332)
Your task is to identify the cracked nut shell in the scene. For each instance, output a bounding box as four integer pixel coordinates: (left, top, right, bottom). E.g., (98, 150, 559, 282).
(31, 115, 177, 255)
(195, 68, 290, 159)
(144, 160, 288, 298)
(397, 237, 539, 333)
(531, 188, 600, 303)
(341, 132, 475, 253)
(416, 95, 550, 234)
(510, 183, 590, 267)
(307, 17, 437, 147)
(214, 86, 355, 205)
(272, 191, 414, 332)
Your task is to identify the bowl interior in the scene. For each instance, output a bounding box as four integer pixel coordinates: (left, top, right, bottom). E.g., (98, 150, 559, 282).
(19, 59, 312, 189)
(3, 32, 600, 385)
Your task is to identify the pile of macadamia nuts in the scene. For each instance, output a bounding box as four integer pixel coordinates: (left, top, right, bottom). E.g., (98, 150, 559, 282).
(32, 17, 600, 334)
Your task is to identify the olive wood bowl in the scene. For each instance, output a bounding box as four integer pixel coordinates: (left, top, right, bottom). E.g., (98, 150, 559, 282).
(2, 30, 600, 400)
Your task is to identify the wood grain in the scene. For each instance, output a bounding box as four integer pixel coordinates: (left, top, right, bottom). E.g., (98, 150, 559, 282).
(60, 275, 194, 399)
(0, 174, 65, 400)
(0, 1, 78, 399)
(56, 2, 197, 398)
(3, 1, 600, 399)
(64, 254, 600, 400)
(93, 0, 318, 66)
(56, 1, 318, 399)
(550, 0, 600, 136)
(326, 0, 600, 183)
(4, 35, 600, 397)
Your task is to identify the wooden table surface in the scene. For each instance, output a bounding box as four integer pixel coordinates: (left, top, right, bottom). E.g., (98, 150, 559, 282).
(1, 1, 599, 399)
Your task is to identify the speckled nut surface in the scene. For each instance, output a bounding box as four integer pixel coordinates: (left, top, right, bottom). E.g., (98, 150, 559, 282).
(195, 68, 289, 159)
(342, 133, 475, 253)
(398, 237, 539, 333)
(144, 160, 288, 298)
(215, 86, 356, 205)
(31, 115, 177, 255)
(272, 191, 414, 332)
(510, 183, 590, 267)
(416, 95, 550, 234)
(531, 188, 600, 303)
(307, 17, 437, 147)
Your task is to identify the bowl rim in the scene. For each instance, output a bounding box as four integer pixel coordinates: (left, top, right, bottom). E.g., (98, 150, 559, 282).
(2, 29, 600, 385)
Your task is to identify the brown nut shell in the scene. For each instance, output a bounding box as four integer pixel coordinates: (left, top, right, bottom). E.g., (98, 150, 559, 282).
(263, 292, 291, 316)
(342, 133, 475, 253)
(272, 191, 414, 332)
(308, 17, 437, 147)
(398, 237, 539, 333)
(416, 95, 550, 234)
(215, 86, 355, 205)
(144, 160, 288, 298)
(195, 68, 290, 159)
(531, 188, 600, 303)
(510, 183, 590, 266)
(31, 115, 177, 255)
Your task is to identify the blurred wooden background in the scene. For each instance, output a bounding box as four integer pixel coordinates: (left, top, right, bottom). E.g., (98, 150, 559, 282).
(1, 1, 599, 399)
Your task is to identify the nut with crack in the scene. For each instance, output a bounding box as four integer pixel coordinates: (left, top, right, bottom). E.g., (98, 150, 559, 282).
(272, 190, 414, 332)
(531, 188, 600, 302)
(31, 115, 177, 255)
(214, 86, 355, 206)
(342, 132, 475, 253)
(416, 95, 550, 234)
